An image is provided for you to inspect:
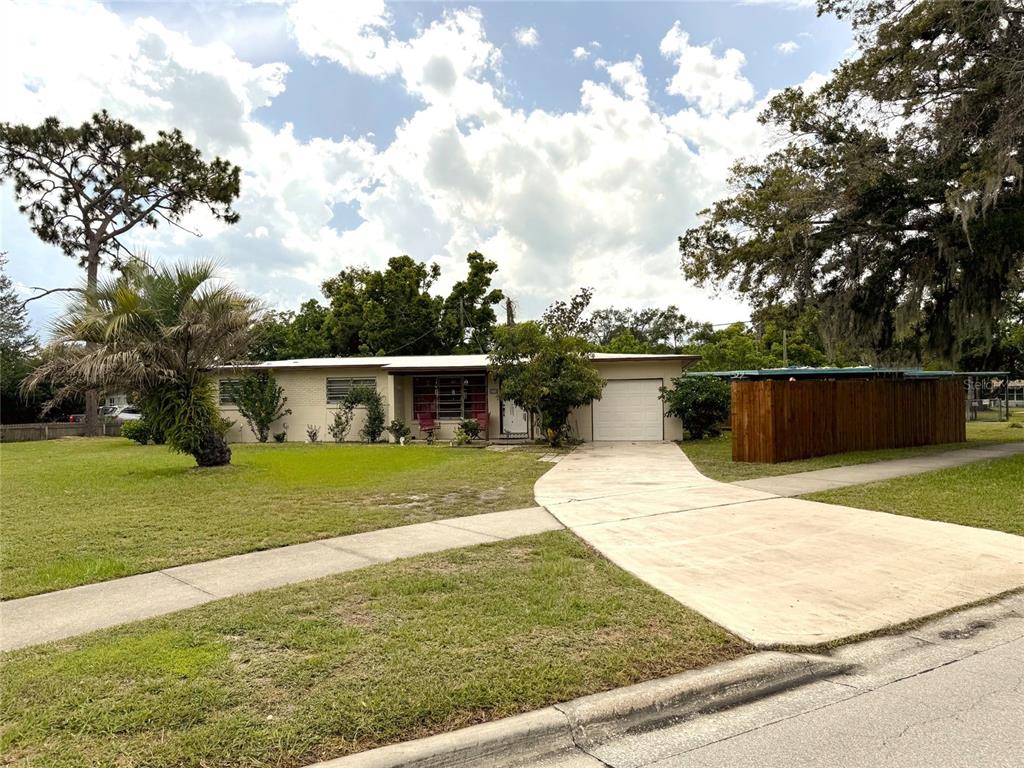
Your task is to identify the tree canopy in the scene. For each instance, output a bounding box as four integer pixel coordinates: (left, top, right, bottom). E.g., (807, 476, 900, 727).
(490, 320, 604, 447)
(679, 0, 1024, 361)
(590, 305, 697, 353)
(248, 252, 505, 360)
(0, 111, 241, 286)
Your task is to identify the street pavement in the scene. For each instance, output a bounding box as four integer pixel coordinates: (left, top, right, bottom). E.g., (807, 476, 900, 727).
(533, 601, 1024, 768)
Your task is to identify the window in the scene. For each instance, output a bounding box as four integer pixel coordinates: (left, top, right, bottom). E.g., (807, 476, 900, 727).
(219, 379, 242, 406)
(413, 375, 486, 420)
(326, 377, 377, 404)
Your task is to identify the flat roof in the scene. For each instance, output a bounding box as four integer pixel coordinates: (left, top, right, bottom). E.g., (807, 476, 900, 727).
(219, 352, 699, 372)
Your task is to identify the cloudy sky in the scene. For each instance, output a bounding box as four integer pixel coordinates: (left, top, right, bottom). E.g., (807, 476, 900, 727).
(0, 0, 854, 334)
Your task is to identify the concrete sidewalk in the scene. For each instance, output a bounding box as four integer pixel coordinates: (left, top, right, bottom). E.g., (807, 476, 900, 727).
(732, 441, 1024, 497)
(0, 506, 561, 651)
(537, 442, 1024, 647)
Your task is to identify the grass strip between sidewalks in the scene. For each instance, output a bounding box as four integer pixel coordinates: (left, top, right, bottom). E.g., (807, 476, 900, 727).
(0, 531, 748, 768)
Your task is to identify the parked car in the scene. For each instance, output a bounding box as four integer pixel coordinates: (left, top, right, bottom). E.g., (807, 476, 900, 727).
(109, 405, 143, 421)
(69, 405, 143, 423)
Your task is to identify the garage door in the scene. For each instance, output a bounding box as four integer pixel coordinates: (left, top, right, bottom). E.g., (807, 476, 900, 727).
(592, 379, 664, 441)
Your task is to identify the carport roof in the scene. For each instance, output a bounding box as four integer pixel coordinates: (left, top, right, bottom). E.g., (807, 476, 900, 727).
(689, 366, 961, 380)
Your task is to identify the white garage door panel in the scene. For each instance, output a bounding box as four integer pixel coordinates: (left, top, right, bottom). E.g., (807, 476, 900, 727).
(593, 379, 663, 441)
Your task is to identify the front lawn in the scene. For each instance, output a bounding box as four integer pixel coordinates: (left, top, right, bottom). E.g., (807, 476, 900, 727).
(680, 414, 1024, 483)
(0, 532, 748, 767)
(0, 439, 551, 599)
(804, 454, 1024, 536)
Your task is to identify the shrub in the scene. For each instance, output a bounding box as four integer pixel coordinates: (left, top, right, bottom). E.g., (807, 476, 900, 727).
(660, 376, 731, 439)
(386, 418, 412, 443)
(272, 430, 287, 443)
(120, 420, 150, 445)
(140, 381, 233, 467)
(233, 371, 291, 443)
(306, 424, 320, 442)
(458, 418, 481, 440)
(350, 385, 386, 442)
(328, 408, 353, 442)
(324, 386, 386, 443)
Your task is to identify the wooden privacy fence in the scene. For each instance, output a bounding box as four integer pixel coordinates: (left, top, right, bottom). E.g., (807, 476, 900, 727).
(0, 422, 123, 443)
(731, 377, 965, 463)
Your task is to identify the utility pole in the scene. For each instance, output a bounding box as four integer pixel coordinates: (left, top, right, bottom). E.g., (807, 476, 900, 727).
(783, 330, 789, 367)
(505, 297, 515, 326)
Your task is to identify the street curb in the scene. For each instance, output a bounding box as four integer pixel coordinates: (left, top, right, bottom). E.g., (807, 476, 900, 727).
(307, 651, 852, 768)
(555, 650, 850, 750)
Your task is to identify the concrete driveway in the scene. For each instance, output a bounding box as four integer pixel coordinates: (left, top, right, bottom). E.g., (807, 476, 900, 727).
(535, 442, 1024, 647)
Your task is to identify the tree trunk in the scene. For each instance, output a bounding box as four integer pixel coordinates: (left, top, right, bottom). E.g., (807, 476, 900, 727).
(192, 431, 232, 467)
(84, 247, 101, 437)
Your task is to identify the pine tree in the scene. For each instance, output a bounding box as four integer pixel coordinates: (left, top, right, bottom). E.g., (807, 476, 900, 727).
(1, 253, 40, 423)
(0, 254, 35, 357)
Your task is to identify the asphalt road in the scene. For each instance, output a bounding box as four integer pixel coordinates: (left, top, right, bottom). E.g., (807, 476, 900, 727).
(544, 635, 1023, 768)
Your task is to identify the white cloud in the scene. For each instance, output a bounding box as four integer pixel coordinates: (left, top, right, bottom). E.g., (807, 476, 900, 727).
(659, 21, 754, 114)
(286, 0, 400, 78)
(572, 46, 589, 60)
(776, 40, 800, 54)
(513, 26, 540, 48)
(4, 1, 823, 332)
(289, 1, 502, 116)
(742, 0, 816, 6)
(601, 56, 649, 102)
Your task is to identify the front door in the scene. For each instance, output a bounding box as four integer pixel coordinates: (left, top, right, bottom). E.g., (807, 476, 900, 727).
(501, 399, 529, 437)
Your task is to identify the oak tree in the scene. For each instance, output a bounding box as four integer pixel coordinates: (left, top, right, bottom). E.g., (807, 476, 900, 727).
(679, 0, 1024, 361)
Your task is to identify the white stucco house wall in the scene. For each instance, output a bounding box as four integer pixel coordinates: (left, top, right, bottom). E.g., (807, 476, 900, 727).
(216, 352, 700, 443)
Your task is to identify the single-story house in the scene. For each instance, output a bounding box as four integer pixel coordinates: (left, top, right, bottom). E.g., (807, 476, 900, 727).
(217, 353, 699, 443)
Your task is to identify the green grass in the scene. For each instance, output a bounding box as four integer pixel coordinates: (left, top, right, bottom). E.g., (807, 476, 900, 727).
(0, 439, 552, 600)
(680, 413, 1024, 483)
(0, 532, 748, 767)
(804, 454, 1024, 536)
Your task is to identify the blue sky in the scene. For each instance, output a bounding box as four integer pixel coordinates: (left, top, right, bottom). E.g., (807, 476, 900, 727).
(0, 0, 854, 335)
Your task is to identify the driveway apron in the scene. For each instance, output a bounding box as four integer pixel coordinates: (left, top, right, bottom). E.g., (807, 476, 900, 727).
(535, 442, 1024, 647)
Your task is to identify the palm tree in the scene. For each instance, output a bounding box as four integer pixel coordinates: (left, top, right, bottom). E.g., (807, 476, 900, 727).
(28, 259, 260, 466)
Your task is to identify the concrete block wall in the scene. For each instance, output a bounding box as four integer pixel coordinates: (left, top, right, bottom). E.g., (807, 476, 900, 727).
(220, 367, 389, 443)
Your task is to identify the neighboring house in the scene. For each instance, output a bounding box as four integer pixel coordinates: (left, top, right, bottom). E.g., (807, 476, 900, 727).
(217, 353, 699, 443)
(1009, 380, 1024, 408)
